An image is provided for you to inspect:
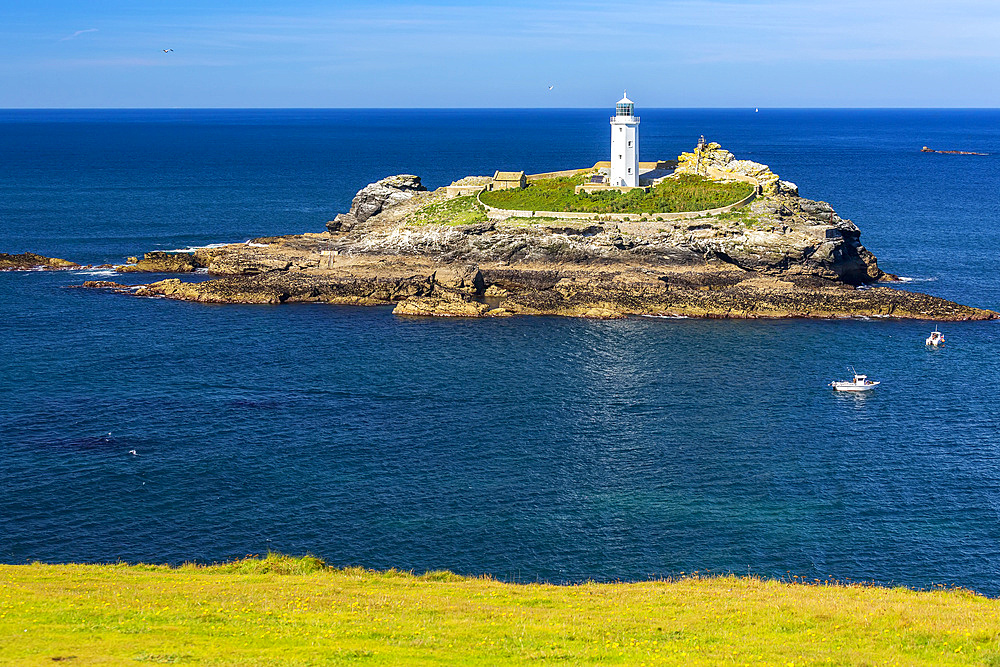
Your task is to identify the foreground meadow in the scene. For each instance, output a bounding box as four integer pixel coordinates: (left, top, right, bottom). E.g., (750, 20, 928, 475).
(2, 555, 999, 665)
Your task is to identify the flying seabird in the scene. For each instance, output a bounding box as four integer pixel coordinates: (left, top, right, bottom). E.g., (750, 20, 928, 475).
(128, 450, 137, 455)
(162, 49, 173, 53)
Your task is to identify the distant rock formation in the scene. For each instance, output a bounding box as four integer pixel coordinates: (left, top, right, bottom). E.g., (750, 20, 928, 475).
(920, 146, 988, 156)
(0, 252, 79, 271)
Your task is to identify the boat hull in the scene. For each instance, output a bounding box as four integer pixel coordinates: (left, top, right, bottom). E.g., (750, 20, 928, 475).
(832, 385, 877, 392)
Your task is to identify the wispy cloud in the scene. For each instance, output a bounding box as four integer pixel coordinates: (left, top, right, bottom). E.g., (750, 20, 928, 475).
(60, 28, 98, 41)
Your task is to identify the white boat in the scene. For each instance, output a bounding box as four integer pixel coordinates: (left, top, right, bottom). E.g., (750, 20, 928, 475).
(830, 368, 880, 392)
(926, 328, 945, 347)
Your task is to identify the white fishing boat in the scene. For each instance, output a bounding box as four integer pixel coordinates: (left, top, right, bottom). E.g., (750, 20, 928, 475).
(830, 368, 880, 392)
(926, 328, 945, 347)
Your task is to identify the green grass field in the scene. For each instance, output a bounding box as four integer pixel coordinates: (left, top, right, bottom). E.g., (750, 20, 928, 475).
(3, 554, 1000, 665)
(479, 174, 754, 215)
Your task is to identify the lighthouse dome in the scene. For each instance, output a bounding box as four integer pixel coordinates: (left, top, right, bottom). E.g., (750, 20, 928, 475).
(615, 91, 634, 117)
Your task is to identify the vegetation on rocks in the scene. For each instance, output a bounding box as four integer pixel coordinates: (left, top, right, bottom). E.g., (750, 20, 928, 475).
(3, 554, 1000, 665)
(479, 174, 754, 214)
(713, 207, 762, 227)
(409, 194, 488, 226)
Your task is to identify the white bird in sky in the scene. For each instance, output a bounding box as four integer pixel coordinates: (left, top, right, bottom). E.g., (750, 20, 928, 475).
(162, 49, 173, 53)
(548, 85, 554, 90)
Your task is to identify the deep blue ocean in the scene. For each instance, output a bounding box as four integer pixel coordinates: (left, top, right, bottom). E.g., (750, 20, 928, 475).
(2, 109, 1000, 592)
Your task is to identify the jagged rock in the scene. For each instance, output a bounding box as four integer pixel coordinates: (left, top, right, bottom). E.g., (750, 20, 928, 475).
(592, 225, 630, 250)
(676, 141, 780, 195)
(79, 280, 134, 293)
(779, 180, 799, 197)
(453, 221, 495, 235)
(326, 174, 428, 232)
(484, 285, 509, 297)
(393, 296, 492, 318)
(326, 213, 357, 233)
(117, 252, 201, 273)
(206, 251, 294, 276)
(434, 264, 485, 293)
(0, 252, 79, 271)
(351, 174, 427, 224)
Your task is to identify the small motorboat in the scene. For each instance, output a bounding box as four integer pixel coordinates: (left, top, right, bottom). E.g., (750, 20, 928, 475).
(926, 328, 945, 347)
(830, 368, 880, 392)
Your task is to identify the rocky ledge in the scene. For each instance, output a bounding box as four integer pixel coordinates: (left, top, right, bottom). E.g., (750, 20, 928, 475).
(76, 144, 996, 321)
(1, 252, 79, 271)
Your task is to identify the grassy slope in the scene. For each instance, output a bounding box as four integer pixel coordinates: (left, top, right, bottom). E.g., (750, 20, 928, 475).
(409, 195, 488, 226)
(479, 175, 754, 215)
(2, 555, 999, 665)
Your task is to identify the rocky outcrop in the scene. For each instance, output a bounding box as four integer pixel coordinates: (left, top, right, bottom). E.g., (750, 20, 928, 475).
(327, 174, 427, 233)
(481, 271, 993, 320)
(393, 287, 503, 318)
(117, 251, 204, 273)
(79, 280, 136, 294)
(133, 271, 436, 305)
(92, 262, 994, 320)
(0, 252, 79, 271)
(676, 142, 782, 195)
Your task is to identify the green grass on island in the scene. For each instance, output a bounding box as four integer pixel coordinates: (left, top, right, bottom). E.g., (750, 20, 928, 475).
(409, 194, 488, 226)
(479, 174, 755, 215)
(4, 554, 1000, 665)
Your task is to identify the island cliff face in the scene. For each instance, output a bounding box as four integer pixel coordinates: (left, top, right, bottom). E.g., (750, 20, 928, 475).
(80, 146, 996, 321)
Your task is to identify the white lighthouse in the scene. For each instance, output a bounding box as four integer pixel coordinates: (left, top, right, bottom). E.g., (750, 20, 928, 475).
(610, 91, 639, 187)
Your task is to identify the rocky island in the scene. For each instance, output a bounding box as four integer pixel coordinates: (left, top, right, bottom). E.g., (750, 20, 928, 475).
(67, 141, 994, 321)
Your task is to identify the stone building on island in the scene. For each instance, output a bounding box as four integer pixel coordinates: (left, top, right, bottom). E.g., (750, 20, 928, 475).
(491, 170, 526, 191)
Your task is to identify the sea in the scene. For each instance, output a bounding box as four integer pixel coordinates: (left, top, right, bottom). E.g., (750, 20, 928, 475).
(2, 109, 1000, 593)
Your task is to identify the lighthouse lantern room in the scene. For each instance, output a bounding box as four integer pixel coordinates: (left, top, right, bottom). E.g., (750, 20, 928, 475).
(610, 91, 640, 187)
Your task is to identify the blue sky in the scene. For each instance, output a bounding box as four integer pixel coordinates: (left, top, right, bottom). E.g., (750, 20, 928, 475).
(2, 0, 999, 107)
